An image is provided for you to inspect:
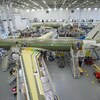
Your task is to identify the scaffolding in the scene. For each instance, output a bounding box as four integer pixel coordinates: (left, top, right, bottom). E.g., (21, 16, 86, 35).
(70, 47, 85, 79)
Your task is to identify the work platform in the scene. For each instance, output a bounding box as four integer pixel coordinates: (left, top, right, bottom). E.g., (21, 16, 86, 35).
(21, 49, 45, 100)
(21, 48, 58, 100)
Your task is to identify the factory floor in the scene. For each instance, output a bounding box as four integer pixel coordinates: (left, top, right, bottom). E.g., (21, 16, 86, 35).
(0, 59, 16, 100)
(46, 60, 100, 100)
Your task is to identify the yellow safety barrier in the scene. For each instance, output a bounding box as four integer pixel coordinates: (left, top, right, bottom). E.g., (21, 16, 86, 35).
(93, 64, 100, 72)
(78, 67, 84, 75)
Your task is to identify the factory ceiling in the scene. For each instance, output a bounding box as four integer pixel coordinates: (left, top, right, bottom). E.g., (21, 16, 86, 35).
(0, 0, 100, 9)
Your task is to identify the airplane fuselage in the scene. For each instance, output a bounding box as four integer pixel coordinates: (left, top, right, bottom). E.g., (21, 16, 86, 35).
(0, 38, 83, 51)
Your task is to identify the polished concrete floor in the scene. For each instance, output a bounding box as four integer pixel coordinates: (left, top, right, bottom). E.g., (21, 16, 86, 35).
(0, 60, 16, 100)
(0, 58, 100, 100)
(46, 60, 100, 100)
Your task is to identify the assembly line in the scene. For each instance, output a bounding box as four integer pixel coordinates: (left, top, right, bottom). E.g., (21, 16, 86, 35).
(0, 23, 100, 100)
(0, 0, 100, 100)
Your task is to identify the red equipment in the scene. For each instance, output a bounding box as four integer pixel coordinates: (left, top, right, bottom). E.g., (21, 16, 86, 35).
(11, 86, 17, 95)
(94, 72, 100, 79)
(84, 57, 94, 65)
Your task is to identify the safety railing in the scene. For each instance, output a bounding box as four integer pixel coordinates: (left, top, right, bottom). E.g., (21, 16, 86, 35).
(70, 47, 80, 79)
(41, 57, 60, 100)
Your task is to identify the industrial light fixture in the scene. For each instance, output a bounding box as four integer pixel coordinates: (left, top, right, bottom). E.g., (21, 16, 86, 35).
(72, 0, 77, 4)
(26, 9, 30, 12)
(42, 0, 50, 8)
(48, 19, 51, 22)
(88, 8, 91, 10)
(60, 8, 63, 10)
(56, 19, 59, 22)
(40, 20, 42, 22)
(48, 8, 52, 11)
(66, 8, 68, 10)
(54, 8, 57, 10)
(76, 8, 80, 10)
(31, 9, 35, 11)
(94, 8, 98, 10)
(60, 19, 62, 21)
(29, 0, 40, 6)
(26, 3, 29, 6)
(42, 0, 46, 4)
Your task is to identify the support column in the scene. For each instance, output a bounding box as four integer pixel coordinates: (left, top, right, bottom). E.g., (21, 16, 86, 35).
(9, 2, 16, 30)
(0, 15, 5, 35)
(3, 1, 12, 34)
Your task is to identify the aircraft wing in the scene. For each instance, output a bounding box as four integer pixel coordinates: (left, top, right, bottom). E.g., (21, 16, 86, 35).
(91, 43, 100, 48)
(85, 24, 100, 40)
(38, 32, 53, 40)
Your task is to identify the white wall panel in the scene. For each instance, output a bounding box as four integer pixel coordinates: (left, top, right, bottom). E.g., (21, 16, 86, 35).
(26, 9, 100, 21)
(1, 8, 100, 34)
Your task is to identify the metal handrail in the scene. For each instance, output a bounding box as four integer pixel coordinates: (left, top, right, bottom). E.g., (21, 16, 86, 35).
(42, 58, 60, 100)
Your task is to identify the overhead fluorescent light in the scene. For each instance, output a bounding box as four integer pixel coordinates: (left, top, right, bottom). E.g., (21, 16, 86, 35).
(26, 4, 29, 6)
(31, 9, 35, 11)
(72, 0, 77, 5)
(48, 8, 52, 11)
(56, 19, 59, 22)
(88, 8, 91, 10)
(48, 19, 50, 22)
(29, 0, 40, 6)
(76, 8, 80, 10)
(60, 8, 63, 10)
(54, 8, 57, 10)
(60, 19, 62, 21)
(94, 8, 98, 10)
(42, 0, 46, 4)
(66, 8, 68, 10)
(26, 9, 30, 12)
(42, 0, 50, 8)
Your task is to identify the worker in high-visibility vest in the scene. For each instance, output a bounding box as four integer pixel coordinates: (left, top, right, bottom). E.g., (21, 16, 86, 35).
(85, 50, 93, 65)
(85, 50, 91, 57)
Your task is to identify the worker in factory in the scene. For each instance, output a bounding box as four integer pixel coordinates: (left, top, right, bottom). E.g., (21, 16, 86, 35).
(85, 50, 93, 65)
(78, 58, 83, 67)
